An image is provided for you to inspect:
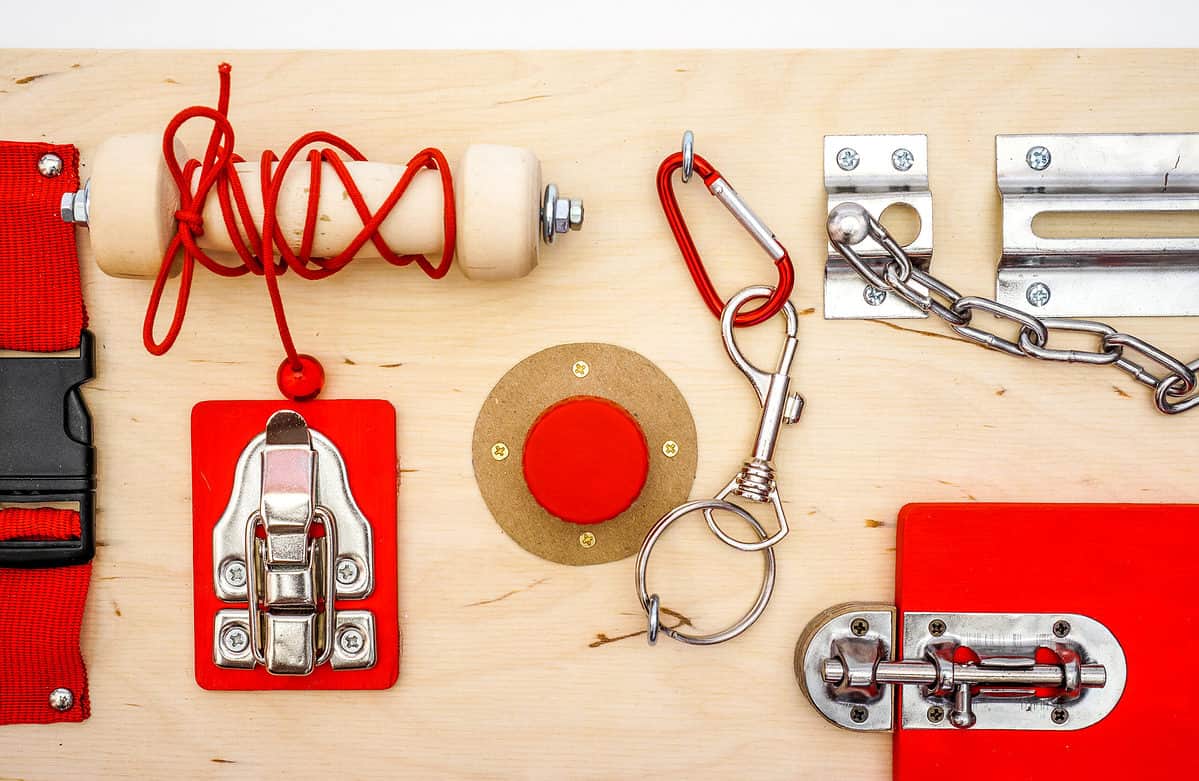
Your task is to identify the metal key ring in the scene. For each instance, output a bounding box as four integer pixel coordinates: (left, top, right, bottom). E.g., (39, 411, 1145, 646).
(636, 499, 777, 646)
(681, 130, 695, 183)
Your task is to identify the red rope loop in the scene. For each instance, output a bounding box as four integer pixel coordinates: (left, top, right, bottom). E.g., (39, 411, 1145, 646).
(656, 150, 794, 327)
(143, 63, 457, 398)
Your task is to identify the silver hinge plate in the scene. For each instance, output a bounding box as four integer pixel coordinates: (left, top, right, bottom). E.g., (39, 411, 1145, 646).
(824, 134, 933, 319)
(796, 603, 1127, 732)
(995, 133, 1199, 317)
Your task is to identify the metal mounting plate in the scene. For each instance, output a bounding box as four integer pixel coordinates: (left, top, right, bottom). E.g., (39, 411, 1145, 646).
(795, 602, 896, 731)
(995, 133, 1199, 317)
(824, 134, 932, 319)
(900, 612, 1126, 731)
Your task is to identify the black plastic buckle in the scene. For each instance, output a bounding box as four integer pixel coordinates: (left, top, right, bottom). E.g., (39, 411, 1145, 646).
(0, 330, 95, 568)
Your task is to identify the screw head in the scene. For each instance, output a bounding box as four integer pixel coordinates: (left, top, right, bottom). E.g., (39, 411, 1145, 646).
(220, 625, 250, 655)
(38, 153, 64, 178)
(1026, 145, 1052, 171)
(927, 705, 945, 723)
(1053, 619, 1071, 638)
(221, 560, 248, 588)
(572, 360, 590, 378)
(849, 705, 869, 724)
(862, 285, 888, 306)
(335, 557, 360, 586)
(1051, 707, 1069, 725)
(827, 202, 871, 246)
(48, 687, 74, 712)
(928, 619, 947, 637)
(491, 442, 509, 461)
(891, 148, 915, 172)
(850, 617, 870, 636)
(836, 147, 861, 171)
(338, 626, 366, 655)
(578, 531, 597, 549)
(662, 440, 679, 458)
(1026, 282, 1051, 308)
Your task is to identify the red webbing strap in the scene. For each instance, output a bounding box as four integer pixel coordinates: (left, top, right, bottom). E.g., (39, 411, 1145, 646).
(0, 141, 91, 724)
(0, 509, 91, 723)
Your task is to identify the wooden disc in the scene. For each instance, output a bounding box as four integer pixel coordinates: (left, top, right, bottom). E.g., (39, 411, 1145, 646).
(472, 343, 697, 565)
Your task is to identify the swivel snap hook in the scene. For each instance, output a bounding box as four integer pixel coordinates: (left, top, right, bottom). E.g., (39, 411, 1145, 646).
(657, 131, 795, 327)
(704, 285, 803, 552)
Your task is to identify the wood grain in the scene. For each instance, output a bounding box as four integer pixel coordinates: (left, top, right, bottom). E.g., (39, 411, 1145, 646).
(0, 50, 1196, 779)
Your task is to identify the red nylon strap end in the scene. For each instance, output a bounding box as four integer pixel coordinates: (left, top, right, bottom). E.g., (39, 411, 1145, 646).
(0, 509, 92, 724)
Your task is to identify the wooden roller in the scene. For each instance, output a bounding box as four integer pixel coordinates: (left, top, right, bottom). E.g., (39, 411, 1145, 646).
(62, 134, 583, 281)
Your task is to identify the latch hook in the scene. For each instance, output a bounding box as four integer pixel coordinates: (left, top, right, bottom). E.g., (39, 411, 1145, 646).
(657, 131, 795, 327)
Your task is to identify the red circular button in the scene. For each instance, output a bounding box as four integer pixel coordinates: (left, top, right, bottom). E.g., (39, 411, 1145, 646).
(522, 396, 649, 525)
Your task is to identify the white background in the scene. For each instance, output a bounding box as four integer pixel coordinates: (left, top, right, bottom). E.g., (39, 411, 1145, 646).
(1, 0, 1197, 48)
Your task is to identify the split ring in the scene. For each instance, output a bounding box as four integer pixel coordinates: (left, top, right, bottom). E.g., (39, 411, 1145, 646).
(681, 131, 695, 183)
(635, 499, 777, 646)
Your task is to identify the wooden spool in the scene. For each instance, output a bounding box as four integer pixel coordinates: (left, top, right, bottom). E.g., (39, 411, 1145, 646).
(83, 133, 581, 282)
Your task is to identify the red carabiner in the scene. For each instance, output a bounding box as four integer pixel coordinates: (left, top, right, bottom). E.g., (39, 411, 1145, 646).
(656, 143, 794, 327)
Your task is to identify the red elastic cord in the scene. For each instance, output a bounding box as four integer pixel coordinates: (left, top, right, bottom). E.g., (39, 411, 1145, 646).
(143, 63, 457, 399)
(656, 150, 794, 327)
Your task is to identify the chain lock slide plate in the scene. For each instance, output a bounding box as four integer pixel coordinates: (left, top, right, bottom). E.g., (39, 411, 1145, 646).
(824, 134, 932, 319)
(995, 133, 1199, 317)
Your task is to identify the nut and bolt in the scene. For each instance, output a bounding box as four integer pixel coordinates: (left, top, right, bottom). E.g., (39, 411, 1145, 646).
(891, 148, 915, 172)
(49, 687, 74, 712)
(59, 181, 90, 225)
(38, 153, 63, 178)
(1026, 145, 1052, 171)
(836, 147, 861, 171)
(850, 617, 870, 637)
(1026, 282, 1052, 308)
(928, 619, 947, 637)
(578, 531, 597, 549)
(220, 625, 250, 655)
(849, 706, 869, 724)
(862, 285, 888, 306)
(335, 557, 360, 586)
(1051, 707, 1069, 725)
(542, 184, 584, 244)
(1053, 620, 1071, 638)
(221, 561, 248, 588)
(338, 626, 366, 655)
(662, 440, 679, 458)
(572, 360, 590, 379)
(491, 442, 509, 461)
(926, 705, 945, 724)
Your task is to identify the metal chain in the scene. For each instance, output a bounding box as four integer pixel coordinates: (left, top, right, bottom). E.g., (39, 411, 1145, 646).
(827, 203, 1199, 415)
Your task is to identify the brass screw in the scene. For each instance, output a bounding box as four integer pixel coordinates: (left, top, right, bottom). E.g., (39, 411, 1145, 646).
(579, 531, 597, 548)
(850, 617, 869, 636)
(662, 440, 679, 458)
(572, 360, 590, 378)
(491, 442, 509, 461)
(927, 705, 945, 724)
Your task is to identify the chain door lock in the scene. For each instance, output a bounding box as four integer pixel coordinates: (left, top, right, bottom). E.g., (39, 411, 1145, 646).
(211, 410, 377, 675)
(824, 134, 933, 319)
(995, 133, 1199, 317)
(795, 603, 1126, 732)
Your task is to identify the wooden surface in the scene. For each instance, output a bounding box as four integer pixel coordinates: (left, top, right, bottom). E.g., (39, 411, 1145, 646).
(1, 50, 1197, 779)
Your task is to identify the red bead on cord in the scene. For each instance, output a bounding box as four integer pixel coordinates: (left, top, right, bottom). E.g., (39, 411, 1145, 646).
(143, 63, 457, 399)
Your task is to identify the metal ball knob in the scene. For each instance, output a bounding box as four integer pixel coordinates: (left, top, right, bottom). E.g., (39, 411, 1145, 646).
(827, 202, 871, 246)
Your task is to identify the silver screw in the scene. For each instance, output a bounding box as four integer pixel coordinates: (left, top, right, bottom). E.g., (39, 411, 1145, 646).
(48, 687, 74, 712)
(221, 560, 247, 588)
(849, 706, 869, 724)
(1026, 282, 1051, 308)
(850, 617, 870, 636)
(862, 285, 888, 306)
(836, 147, 860, 171)
(1051, 707, 1069, 725)
(335, 557, 360, 586)
(1053, 620, 1071, 638)
(928, 619, 946, 637)
(38, 153, 63, 178)
(1026, 146, 1052, 171)
(338, 626, 365, 655)
(221, 625, 250, 655)
(927, 705, 945, 723)
(891, 148, 915, 171)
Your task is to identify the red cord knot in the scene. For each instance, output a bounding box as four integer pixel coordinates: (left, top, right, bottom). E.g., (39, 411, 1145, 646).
(142, 63, 457, 399)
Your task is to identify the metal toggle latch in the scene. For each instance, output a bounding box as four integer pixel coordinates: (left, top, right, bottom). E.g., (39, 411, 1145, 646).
(796, 603, 1126, 732)
(211, 410, 377, 675)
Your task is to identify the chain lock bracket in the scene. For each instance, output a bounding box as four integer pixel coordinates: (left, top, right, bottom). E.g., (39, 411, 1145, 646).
(211, 410, 377, 674)
(795, 603, 1127, 732)
(995, 133, 1199, 317)
(824, 134, 933, 319)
